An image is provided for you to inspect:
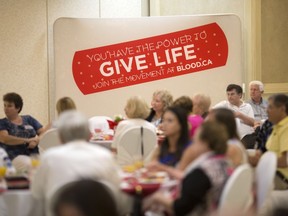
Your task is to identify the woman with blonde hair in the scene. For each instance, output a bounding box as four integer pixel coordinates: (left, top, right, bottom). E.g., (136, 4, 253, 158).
(146, 90, 173, 127)
(56, 97, 77, 116)
(111, 96, 156, 162)
(44, 97, 77, 131)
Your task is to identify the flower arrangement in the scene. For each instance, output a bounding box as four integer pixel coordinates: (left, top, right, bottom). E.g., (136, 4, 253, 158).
(114, 114, 124, 124)
(107, 114, 125, 130)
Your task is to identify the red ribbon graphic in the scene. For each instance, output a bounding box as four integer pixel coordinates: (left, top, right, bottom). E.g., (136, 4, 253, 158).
(72, 22, 228, 95)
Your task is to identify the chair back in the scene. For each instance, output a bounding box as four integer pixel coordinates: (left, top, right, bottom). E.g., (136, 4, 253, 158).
(88, 116, 112, 134)
(38, 128, 61, 153)
(256, 151, 277, 212)
(218, 164, 253, 215)
(116, 126, 157, 166)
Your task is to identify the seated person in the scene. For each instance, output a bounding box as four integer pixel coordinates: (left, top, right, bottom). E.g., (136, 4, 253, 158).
(249, 94, 288, 190)
(147, 108, 246, 180)
(31, 111, 128, 216)
(206, 108, 247, 167)
(112, 96, 156, 165)
(44, 97, 77, 130)
(0, 92, 45, 160)
(172, 95, 203, 138)
(246, 80, 268, 125)
(52, 179, 118, 216)
(146, 90, 173, 127)
(191, 93, 211, 119)
(150, 106, 191, 167)
(213, 84, 256, 148)
(143, 122, 232, 216)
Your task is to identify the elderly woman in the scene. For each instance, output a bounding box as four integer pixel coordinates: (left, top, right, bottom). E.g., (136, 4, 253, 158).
(0, 92, 45, 160)
(112, 96, 156, 158)
(144, 122, 232, 216)
(146, 90, 173, 127)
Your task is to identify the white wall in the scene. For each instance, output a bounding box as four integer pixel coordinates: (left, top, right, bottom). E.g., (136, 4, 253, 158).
(0, 0, 48, 124)
(0, 0, 254, 124)
(150, 0, 248, 101)
(0, 0, 143, 125)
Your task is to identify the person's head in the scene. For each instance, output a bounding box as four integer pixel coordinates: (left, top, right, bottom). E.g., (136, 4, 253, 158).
(160, 106, 190, 165)
(151, 90, 173, 114)
(56, 97, 77, 116)
(207, 108, 239, 140)
(192, 93, 211, 117)
(3, 92, 23, 116)
(161, 106, 189, 140)
(172, 96, 193, 115)
(57, 111, 90, 143)
(194, 121, 228, 154)
(267, 94, 288, 124)
(226, 84, 243, 106)
(249, 80, 264, 102)
(53, 179, 118, 216)
(124, 96, 150, 119)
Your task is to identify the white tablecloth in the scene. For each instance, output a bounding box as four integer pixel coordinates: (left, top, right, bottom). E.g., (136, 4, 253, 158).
(0, 189, 43, 216)
(89, 140, 112, 150)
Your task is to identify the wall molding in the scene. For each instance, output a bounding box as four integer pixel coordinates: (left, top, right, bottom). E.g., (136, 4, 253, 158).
(264, 83, 288, 94)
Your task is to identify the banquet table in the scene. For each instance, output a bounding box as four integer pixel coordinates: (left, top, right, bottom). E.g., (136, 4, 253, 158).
(89, 140, 113, 150)
(0, 189, 43, 216)
(120, 170, 178, 216)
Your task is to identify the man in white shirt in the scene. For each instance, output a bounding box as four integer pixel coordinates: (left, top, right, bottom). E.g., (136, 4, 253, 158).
(31, 111, 129, 216)
(214, 84, 256, 148)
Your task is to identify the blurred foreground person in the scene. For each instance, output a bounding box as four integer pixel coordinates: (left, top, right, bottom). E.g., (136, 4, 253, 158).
(53, 179, 118, 216)
(144, 122, 232, 216)
(31, 111, 127, 216)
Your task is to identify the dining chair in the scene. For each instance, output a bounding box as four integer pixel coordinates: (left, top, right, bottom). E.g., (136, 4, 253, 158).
(255, 151, 277, 213)
(38, 128, 61, 153)
(88, 116, 113, 134)
(11, 155, 32, 174)
(116, 126, 157, 166)
(218, 163, 253, 216)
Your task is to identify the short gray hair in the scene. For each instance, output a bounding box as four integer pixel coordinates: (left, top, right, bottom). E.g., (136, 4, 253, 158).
(249, 80, 264, 92)
(57, 111, 90, 143)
